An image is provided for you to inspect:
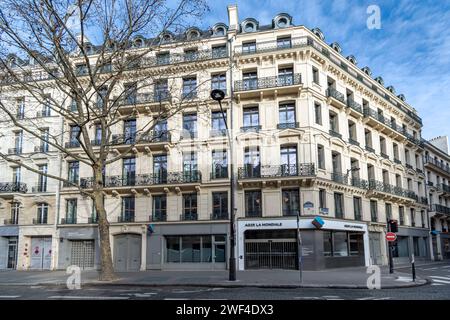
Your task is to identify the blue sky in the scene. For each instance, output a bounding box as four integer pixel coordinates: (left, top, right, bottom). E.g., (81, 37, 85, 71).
(199, 0, 450, 141)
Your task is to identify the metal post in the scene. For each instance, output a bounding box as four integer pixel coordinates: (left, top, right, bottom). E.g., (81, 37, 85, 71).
(296, 211, 303, 283)
(411, 254, 416, 282)
(387, 219, 394, 274)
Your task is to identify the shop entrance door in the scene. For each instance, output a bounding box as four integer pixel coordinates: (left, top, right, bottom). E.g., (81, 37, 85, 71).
(114, 234, 141, 272)
(30, 237, 52, 270)
(369, 232, 383, 265)
(7, 237, 18, 269)
(70, 240, 95, 269)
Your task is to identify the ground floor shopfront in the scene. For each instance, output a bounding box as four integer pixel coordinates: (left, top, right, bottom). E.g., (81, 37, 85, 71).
(431, 232, 450, 260)
(236, 217, 370, 270)
(57, 227, 100, 270)
(0, 226, 19, 270)
(391, 227, 430, 264)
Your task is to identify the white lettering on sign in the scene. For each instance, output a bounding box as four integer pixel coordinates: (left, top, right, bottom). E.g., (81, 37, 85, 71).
(344, 224, 364, 229)
(245, 222, 282, 228)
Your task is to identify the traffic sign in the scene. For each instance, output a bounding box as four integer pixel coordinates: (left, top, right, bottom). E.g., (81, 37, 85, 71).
(386, 232, 397, 242)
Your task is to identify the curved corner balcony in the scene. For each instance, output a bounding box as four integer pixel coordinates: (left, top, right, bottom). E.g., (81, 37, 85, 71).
(234, 74, 302, 99)
(362, 107, 406, 141)
(326, 88, 346, 109)
(424, 156, 450, 176)
(367, 179, 418, 203)
(431, 204, 450, 217)
(0, 182, 27, 195)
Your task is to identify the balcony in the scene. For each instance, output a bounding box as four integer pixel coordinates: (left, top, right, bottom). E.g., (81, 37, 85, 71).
(329, 129, 342, 139)
(65, 140, 80, 148)
(111, 131, 171, 146)
(380, 152, 390, 160)
(235, 37, 310, 56)
(79, 171, 202, 189)
(432, 204, 450, 216)
(362, 107, 406, 140)
(425, 157, 450, 175)
(211, 212, 229, 220)
(331, 172, 348, 185)
(277, 122, 299, 130)
(405, 163, 413, 170)
(32, 184, 47, 193)
(8, 148, 22, 155)
(420, 197, 428, 206)
(365, 145, 375, 153)
(210, 165, 228, 180)
(118, 216, 135, 223)
(33, 218, 47, 225)
(394, 158, 402, 165)
(440, 184, 450, 195)
(63, 180, 79, 188)
(3, 219, 18, 225)
(367, 180, 418, 201)
(238, 163, 315, 180)
(326, 88, 346, 109)
(346, 99, 363, 115)
(234, 74, 302, 99)
(36, 110, 51, 118)
(210, 129, 228, 138)
(120, 91, 170, 107)
(348, 138, 360, 147)
(139, 49, 228, 69)
(150, 213, 167, 222)
(240, 125, 262, 133)
(180, 213, 198, 221)
(34, 145, 49, 153)
(60, 217, 77, 224)
(0, 182, 27, 193)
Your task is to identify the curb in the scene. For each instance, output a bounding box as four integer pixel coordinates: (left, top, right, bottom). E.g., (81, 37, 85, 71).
(0, 278, 430, 290)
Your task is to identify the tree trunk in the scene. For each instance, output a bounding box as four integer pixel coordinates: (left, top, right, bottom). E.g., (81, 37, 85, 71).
(93, 168, 116, 281)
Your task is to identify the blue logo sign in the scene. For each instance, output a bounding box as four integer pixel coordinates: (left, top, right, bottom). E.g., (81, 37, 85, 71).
(312, 216, 325, 229)
(147, 224, 154, 234)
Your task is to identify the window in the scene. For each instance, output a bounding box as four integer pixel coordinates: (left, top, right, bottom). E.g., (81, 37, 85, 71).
(312, 66, 319, 84)
(334, 193, 344, 218)
(244, 23, 255, 32)
(40, 128, 49, 152)
(212, 150, 227, 179)
(36, 203, 48, 224)
(399, 206, 405, 225)
(245, 190, 262, 217)
(94, 124, 102, 145)
(410, 208, 416, 227)
(386, 203, 392, 220)
(278, 67, 294, 85)
(69, 125, 80, 147)
(212, 192, 228, 220)
(348, 121, 357, 142)
(242, 106, 259, 130)
(68, 161, 79, 184)
(183, 193, 198, 220)
(370, 200, 378, 222)
(182, 77, 197, 99)
(421, 210, 426, 228)
(37, 164, 47, 192)
(278, 103, 296, 127)
(124, 83, 137, 104)
(14, 131, 23, 153)
(333, 232, 349, 257)
(182, 113, 197, 139)
(382, 170, 389, 185)
(122, 157, 136, 186)
(242, 41, 256, 54)
(323, 231, 363, 257)
(12, 167, 21, 184)
(76, 63, 88, 75)
(277, 36, 291, 49)
(317, 145, 325, 169)
(353, 197, 362, 220)
(10, 202, 20, 224)
(280, 146, 298, 176)
(153, 154, 168, 183)
(242, 71, 258, 90)
(211, 73, 226, 93)
(282, 189, 300, 216)
(380, 136, 387, 155)
(393, 143, 399, 160)
(184, 49, 198, 62)
(211, 111, 227, 136)
(212, 45, 227, 58)
(154, 79, 168, 101)
(183, 152, 198, 173)
(332, 152, 341, 174)
(367, 164, 375, 181)
(314, 103, 322, 125)
(365, 129, 372, 149)
(165, 235, 226, 263)
(97, 86, 107, 109)
(152, 195, 167, 221)
(319, 189, 327, 210)
(66, 199, 77, 224)
(42, 97, 51, 116)
(156, 52, 170, 65)
(121, 197, 135, 222)
(243, 147, 260, 178)
(329, 112, 338, 133)
(123, 119, 136, 144)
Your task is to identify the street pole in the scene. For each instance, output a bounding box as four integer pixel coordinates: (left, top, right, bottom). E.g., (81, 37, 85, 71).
(211, 89, 236, 281)
(387, 219, 394, 274)
(411, 254, 416, 282)
(296, 211, 303, 283)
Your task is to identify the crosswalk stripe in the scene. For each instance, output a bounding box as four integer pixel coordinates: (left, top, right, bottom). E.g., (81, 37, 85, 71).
(432, 283, 444, 286)
(0, 295, 20, 298)
(429, 276, 450, 280)
(48, 295, 129, 300)
(431, 279, 450, 284)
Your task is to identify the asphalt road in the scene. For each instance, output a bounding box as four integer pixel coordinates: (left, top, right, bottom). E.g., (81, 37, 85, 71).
(0, 263, 449, 300)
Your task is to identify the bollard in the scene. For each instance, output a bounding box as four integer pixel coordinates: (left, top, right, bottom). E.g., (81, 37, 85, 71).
(411, 254, 416, 282)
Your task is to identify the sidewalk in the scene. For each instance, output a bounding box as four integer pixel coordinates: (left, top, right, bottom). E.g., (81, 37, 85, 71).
(0, 265, 428, 289)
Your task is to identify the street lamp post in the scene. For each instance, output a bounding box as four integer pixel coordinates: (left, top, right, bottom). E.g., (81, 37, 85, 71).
(211, 89, 236, 281)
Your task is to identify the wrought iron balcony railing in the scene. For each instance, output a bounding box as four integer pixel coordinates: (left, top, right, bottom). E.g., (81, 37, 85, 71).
(238, 163, 315, 179)
(346, 99, 363, 113)
(365, 145, 375, 153)
(240, 125, 262, 133)
(326, 88, 346, 104)
(329, 129, 342, 139)
(111, 131, 171, 145)
(8, 148, 22, 155)
(211, 212, 229, 220)
(88, 217, 98, 224)
(394, 158, 402, 165)
(34, 145, 49, 153)
(65, 140, 80, 148)
(211, 165, 228, 180)
(32, 184, 47, 193)
(210, 129, 228, 137)
(0, 182, 27, 193)
(245, 210, 262, 218)
(33, 218, 47, 225)
(4, 218, 18, 225)
(368, 179, 418, 200)
(283, 210, 300, 217)
(118, 216, 135, 223)
(331, 172, 348, 185)
(433, 204, 450, 215)
(36, 110, 51, 118)
(350, 177, 370, 189)
(79, 171, 202, 189)
(150, 213, 167, 222)
(405, 163, 413, 170)
(234, 74, 302, 92)
(181, 213, 198, 221)
(139, 49, 228, 69)
(348, 138, 360, 147)
(425, 156, 450, 174)
(440, 184, 450, 193)
(277, 122, 299, 129)
(60, 217, 77, 224)
(420, 197, 428, 205)
(380, 152, 389, 160)
(234, 37, 311, 55)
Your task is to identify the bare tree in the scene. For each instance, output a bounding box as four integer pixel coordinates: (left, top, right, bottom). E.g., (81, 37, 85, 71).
(0, 0, 211, 280)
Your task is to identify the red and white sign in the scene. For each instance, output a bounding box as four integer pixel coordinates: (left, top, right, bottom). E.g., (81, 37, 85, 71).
(386, 232, 397, 242)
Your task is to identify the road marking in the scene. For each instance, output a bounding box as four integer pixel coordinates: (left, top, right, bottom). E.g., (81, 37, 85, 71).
(396, 276, 413, 282)
(164, 298, 188, 300)
(374, 297, 391, 300)
(432, 283, 444, 286)
(430, 279, 450, 284)
(429, 276, 450, 280)
(357, 297, 375, 300)
(48, 295, 129, 300)
(0, 295, 20, 299)
(294, 297, 321, 300)
(440, 265, 450, 268)
(423, 267, 439, 270)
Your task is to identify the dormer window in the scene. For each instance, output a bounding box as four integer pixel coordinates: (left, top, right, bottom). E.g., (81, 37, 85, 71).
(241, 19, 258, 33)
(215, 27, 225, 36)
(133, 38, 144, 48)
(277, 17, 288, 28)
(330, 42, 342, 53)
(375, 76, 384, 85)
(187, 30, 200, 40)
(346, 55, 357, 65)
(387, 86, 395, 94)
(245, 23, 255, 32)
(212, 23, 228, 37)
(362, 66, 372, 76)
(273, 13, 292, 29)
(312, 28, 324, 40)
